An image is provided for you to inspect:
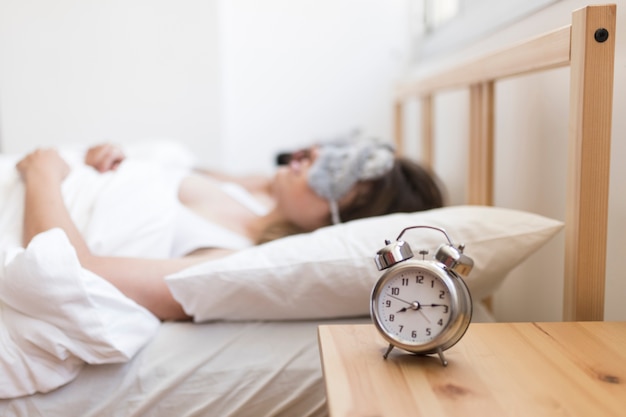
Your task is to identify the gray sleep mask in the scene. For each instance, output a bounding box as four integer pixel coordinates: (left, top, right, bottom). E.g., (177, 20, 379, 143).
(307, 140, 395, 224)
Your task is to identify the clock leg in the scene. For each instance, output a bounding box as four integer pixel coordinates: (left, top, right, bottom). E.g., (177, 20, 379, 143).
(436, 348, 448, 366)
(383, 344, 394, 359)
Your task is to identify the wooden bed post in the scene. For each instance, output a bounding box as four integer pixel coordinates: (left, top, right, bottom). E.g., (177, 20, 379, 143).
(563, 5, 616, 321)
(468, 82, 495, 206)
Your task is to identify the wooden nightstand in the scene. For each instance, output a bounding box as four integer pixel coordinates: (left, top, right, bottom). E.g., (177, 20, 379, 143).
(318, 322, 626, 417)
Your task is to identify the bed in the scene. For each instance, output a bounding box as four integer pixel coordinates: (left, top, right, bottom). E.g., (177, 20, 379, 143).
(0, 3, 616, 416)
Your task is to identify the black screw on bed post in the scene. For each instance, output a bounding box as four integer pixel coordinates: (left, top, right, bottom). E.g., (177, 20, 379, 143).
(594, 28, 609, 43)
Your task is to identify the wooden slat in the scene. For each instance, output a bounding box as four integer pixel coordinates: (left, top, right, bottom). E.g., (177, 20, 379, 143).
(393, 101, 404, 155)
(420, 95, 434, 169)
(396, 25, 571, 99)
(468, 82, 495, 206)
(468, 81, 495, 312)
(563, 4, 616, 321)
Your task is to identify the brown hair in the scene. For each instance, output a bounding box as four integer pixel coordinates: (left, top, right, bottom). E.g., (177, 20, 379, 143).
(256, 157, 445, 244)
(339, 156, 444, 222)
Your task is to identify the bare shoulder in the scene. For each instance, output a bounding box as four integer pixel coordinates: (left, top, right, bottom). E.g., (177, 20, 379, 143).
(192, 168, 272, 191)
(184, 247, 236, 261)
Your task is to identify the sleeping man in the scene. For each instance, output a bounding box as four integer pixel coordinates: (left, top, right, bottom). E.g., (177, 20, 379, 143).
(14, 139, 444, 320)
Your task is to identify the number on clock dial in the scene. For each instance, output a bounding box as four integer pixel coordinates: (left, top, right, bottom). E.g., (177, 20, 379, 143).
(378, 269, 451, 343)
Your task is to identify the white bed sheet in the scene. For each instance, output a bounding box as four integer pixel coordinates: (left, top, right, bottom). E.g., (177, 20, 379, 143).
(0, 143, 195, 398)
(0, 317, 370, 417)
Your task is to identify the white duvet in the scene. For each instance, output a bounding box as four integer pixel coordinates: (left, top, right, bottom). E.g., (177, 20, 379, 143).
(0, 141, 194, 399)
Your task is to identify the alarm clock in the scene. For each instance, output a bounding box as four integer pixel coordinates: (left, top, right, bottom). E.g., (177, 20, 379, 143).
(370, 225, 473, 366)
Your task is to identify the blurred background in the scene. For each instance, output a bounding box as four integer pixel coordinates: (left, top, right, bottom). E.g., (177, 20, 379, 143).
(1, 0, 624, 322)
(0, 0, 415, 173)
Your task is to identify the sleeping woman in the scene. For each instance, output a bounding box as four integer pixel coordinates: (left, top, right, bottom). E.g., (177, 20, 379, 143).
(15, 140, 444, 321)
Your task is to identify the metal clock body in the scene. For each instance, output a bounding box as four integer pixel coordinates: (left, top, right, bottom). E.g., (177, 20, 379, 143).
(370, 226, 473, 366)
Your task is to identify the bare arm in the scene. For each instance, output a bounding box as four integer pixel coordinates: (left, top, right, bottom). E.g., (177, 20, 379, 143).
(16, 149, 228, 321)
(18, 149, 88, 253)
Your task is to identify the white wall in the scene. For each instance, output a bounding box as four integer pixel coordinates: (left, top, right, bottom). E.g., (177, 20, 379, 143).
(0, 0, 223, 161)
(406, 0, 626, 321)
(0, 0, 411, 173)
(218, 0, 411, 173)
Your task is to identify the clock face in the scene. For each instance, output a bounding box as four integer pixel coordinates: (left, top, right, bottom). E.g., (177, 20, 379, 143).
(373, 266, 452, 345)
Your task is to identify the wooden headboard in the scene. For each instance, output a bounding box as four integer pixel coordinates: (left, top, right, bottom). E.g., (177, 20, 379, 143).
(393, 4, 616, 321)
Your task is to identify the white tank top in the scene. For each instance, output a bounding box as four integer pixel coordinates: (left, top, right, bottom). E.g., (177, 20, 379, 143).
(170, 181, 269, 257)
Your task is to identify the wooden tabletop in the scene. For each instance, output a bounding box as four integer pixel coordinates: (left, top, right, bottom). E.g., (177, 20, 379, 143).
(318, 322, 626, 417)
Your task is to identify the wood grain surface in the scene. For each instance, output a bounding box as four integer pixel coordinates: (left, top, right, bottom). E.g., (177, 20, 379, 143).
(318, 322, 626, 417)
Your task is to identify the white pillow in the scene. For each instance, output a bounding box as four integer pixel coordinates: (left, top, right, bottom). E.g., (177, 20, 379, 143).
(0, 229, 160, 398)
(165, 205, 563, 322)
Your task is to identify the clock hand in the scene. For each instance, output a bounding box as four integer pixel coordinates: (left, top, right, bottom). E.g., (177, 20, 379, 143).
(389, 296, 428, 312)
(386, 293, 413, 307)
(395, 304, 420, 313)
(393, 300, 432, 324)
(393, 299, 420, 313)
(387, 294, 436, 324)
(418, 310, 431, 324)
